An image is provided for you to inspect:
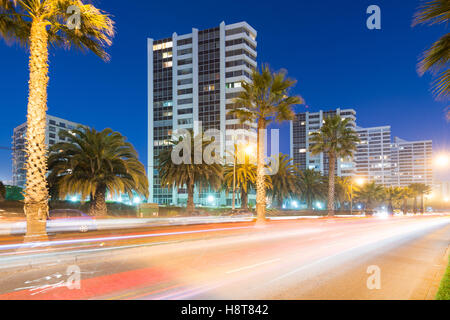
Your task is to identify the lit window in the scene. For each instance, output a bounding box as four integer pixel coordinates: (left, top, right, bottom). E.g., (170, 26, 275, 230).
(153, 41, 173, 51)
(299, 148, 306, 153)
(163, 61, 172, 68)
(162, 51, 173, 59)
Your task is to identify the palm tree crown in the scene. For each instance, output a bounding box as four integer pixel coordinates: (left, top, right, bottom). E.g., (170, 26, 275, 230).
(413, 0, 450, 100)
(0, 0, 114, 59)
(297, 169, 326, 209)
(48, 126, 148, 216)
(267, 154, 299, 208)
(354, 182, 385, 214)
(158, 131, 223, 212)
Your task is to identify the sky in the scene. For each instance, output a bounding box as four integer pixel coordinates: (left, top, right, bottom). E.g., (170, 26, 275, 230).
(0, 0, 449, 183)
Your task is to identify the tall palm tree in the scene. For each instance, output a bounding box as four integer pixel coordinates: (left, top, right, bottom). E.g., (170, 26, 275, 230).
(384, 186, 403, 215)
(266, 154, 299, 209)
(223, 162, 256, 210)
(354, 182, 385, 215)
(158, 131, 223, 213)
(309, 115, 360, 217)
(0, 1, 114, 237)
(413, 0, 450, 102)
(297, 169, 326, 210)
(409, 183, 432, 214)
(228, 65, 303, 222)
(48, 127, 148, 216)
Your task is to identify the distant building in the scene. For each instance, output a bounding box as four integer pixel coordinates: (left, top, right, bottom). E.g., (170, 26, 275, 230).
(12, 115, 81, 187)
(290, 108, 357, 177)
(148, 21, 258, 205)
(390, 137, 433, 187)
(355, 126, 392, 185)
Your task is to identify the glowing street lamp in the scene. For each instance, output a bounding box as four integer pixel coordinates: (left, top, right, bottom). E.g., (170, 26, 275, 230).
(351, 177, 366, 215)
(434, 154, 449, 168)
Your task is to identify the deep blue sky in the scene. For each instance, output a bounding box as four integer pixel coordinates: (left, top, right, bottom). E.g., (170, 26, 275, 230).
(0, 0, 449, 183)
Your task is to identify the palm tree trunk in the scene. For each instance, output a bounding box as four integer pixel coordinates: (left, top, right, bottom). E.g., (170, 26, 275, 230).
(327, 153, 336, 217)
(186, 179, 194, 214)
(240, 188, 248, 210)
(402, 198, 407, 214)
(24, 19, 50, 241)
(89, 186, 107, 216)
(388, 200, 394, 216)
(256, 120, 266, 222)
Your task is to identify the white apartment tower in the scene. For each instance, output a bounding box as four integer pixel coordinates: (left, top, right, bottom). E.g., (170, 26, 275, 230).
(148, 22, 257, 205)
(290, 108, 357, 177)
(12, 115, 81, 187)
(355, 126, 392, 185)
(390, 137, 433, 187)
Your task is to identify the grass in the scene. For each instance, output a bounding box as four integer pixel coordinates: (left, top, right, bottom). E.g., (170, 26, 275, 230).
(436, 255, 450, 300)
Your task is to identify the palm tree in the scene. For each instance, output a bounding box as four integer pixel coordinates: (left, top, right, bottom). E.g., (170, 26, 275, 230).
(309, 115, 360, 217)
(228, 65, 303, 222)
(297, 169, 326, 210)
(384, 186, 403, 215)
(413, 0, 450, 102)
(0, 1, 114, 237)
(158, 131, 223, 213)
(354, 182, 385, 215)
(400, 187, 414, 214)
(409, 183, 432, 214)
(266, 154, 299, 209)
(335, 176, 352, 211)
(223, 162, 256, 210)
(48, 127, 148, 216)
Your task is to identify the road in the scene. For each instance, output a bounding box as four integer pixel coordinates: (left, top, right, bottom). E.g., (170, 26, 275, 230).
(0, 215, 448, 300)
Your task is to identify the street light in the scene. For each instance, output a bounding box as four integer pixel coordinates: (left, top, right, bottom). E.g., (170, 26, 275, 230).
(350, 177, 365, 215)
(434, 154, 449, 168)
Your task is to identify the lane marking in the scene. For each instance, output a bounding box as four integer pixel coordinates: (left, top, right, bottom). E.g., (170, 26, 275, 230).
(225, 258, 281, 274)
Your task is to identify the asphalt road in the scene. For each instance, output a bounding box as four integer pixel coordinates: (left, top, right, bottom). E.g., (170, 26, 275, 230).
(0, 215, 448, 300)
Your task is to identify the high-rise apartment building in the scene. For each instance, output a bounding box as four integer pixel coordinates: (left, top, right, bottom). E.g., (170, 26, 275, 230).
(355, 126, 392, 185)
(390, 137, 433, 187)
(148, 21, 257, 205)
(12, 115, 81, 187)
(290, 108, 357, 177)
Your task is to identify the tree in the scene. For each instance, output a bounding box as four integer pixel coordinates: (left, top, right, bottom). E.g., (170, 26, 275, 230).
(384, 187, 403, 215)
(413, 0, 450, 105)
(158, 131, 223, 213)
(267, 154, 299, 209)
(309, 115, 360, 216)
(297, 169, 326, 210)
(48, 126, 148, 216)
(409, 183, 432, 214)
(0, 181, 5, 201)
(400, 187, 414, 214)
(0, 0, 114, 238)
(223, 162, 256, 211)
(335, 177, 352, 211)
(228, 65, 303, 221)
(354, 182, 385, 215)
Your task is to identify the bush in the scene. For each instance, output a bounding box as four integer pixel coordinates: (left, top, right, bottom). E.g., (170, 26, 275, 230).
(5, 185, 24, 201)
